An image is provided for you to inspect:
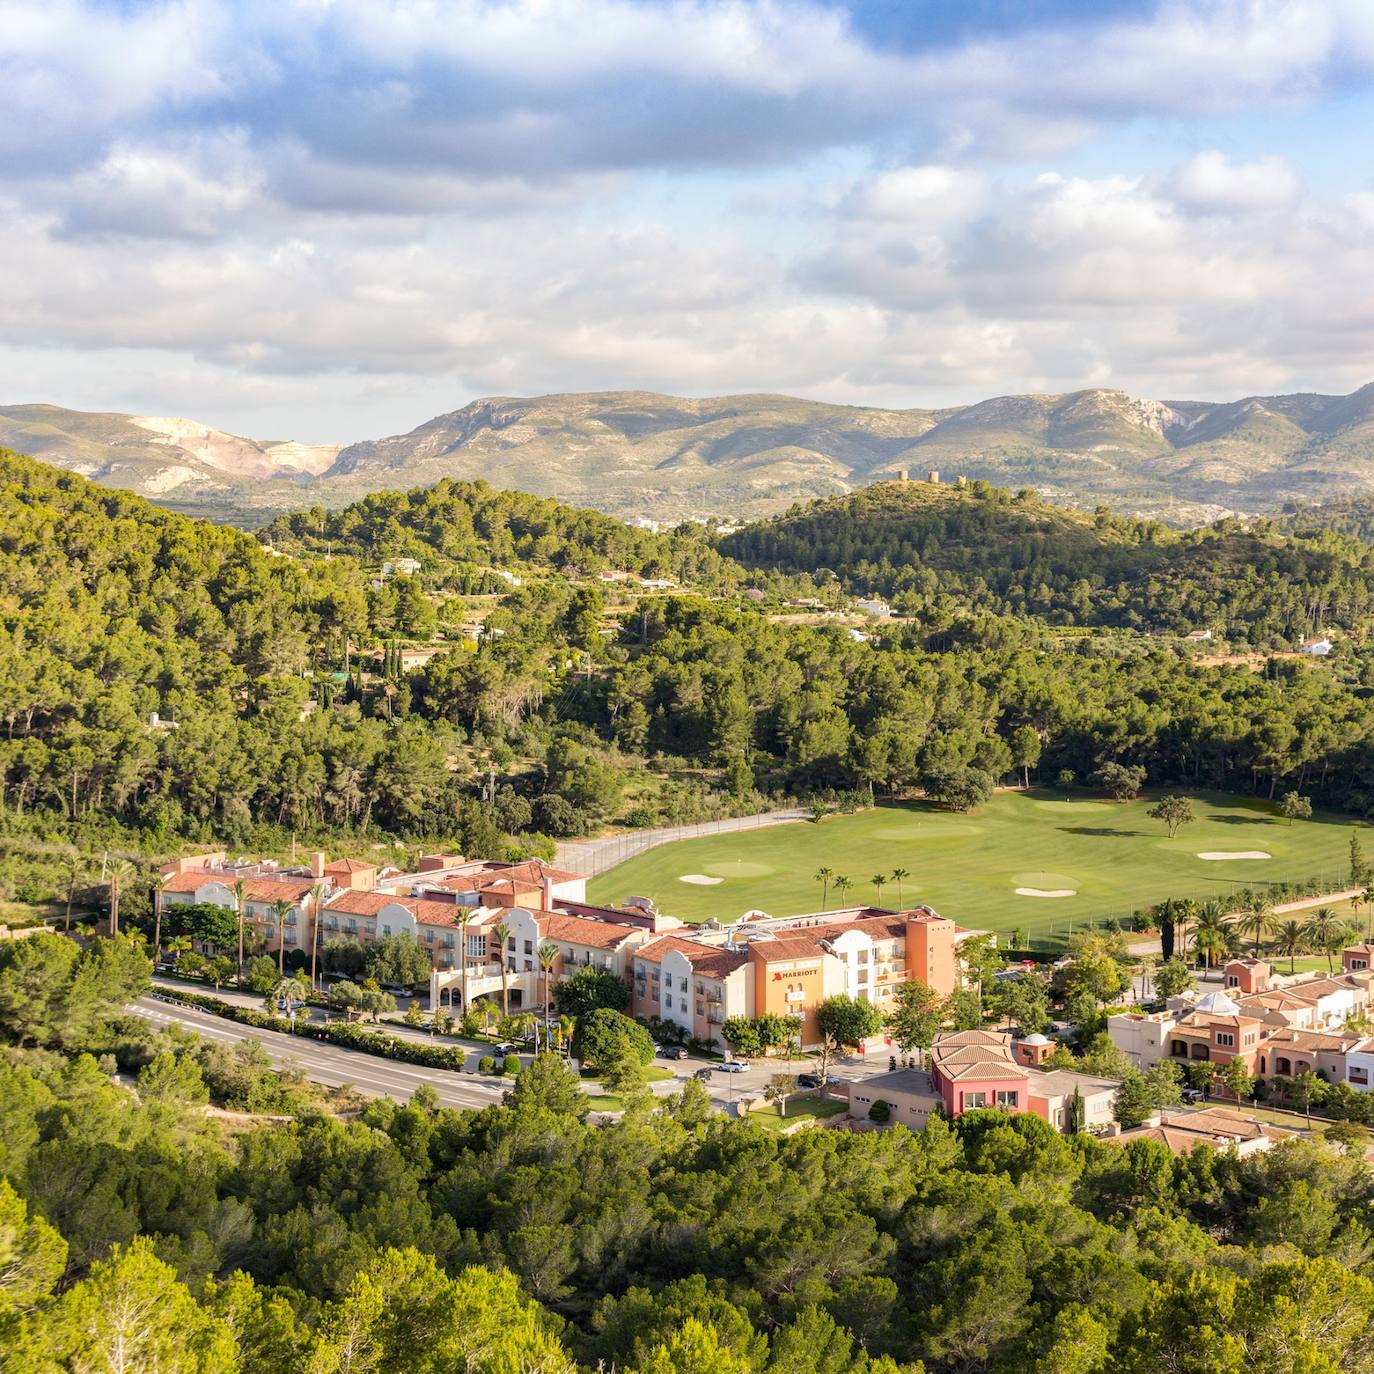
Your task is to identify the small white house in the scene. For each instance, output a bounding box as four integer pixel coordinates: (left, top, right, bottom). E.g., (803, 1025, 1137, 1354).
(854, 598, 892, 618)
(1301, 638, 1334, 656)
(381, 557, 422, 579)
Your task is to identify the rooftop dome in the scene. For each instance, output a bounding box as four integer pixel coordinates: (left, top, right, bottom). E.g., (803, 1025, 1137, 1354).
(1020, 1033, 1051, 1045)
(1192, 990, 1242, 1016)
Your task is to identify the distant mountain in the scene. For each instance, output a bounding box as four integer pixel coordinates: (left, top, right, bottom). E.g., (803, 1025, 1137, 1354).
(0, 405, 340, 517)
(9, 384, 1374, 525)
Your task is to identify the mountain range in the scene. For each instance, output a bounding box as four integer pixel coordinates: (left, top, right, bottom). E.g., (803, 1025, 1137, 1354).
(7, 382, 1374, 526)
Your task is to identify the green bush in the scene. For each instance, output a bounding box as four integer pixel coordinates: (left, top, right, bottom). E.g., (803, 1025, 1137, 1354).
(502, 1054, 521, 1076)
(868, 1100, 891, 1122)
(478, 1055, 496, 1074)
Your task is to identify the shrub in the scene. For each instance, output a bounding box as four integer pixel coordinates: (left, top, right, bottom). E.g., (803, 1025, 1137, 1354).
(503, 1054, 521, 1076)
(868, 1100, 891, 1122)
(478, 1056, 496, 1074)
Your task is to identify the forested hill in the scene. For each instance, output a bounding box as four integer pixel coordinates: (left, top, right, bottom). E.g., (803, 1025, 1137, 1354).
(723, 480, 1374, 644)
(1279, 498, 1374, 546)
(260, 478, 740, 589)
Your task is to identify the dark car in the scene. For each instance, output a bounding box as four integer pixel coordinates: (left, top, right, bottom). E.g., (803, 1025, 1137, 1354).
(1181, 1087, 1207, 1104)
(659, 1045, 689, 1060)
(797, 1072, 841, 1089)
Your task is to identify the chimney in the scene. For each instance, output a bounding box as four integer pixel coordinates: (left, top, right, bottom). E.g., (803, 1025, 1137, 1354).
(927, 470, 939, 484)
(542, 873, 554, 911)
(896, 468, 909, 482)
(310, 851, 326, 879)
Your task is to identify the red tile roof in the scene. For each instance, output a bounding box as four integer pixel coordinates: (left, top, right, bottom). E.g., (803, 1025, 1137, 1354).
(325, 858, 376, 874)
(751, 936, 827, 963)
(539, 913, 644, 950)
(930, 1030, 1028, 1083)
(325, 891, 399, 917)
(636, 936, 748, 980)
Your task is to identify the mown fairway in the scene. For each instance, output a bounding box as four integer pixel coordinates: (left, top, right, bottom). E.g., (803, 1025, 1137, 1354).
(587, 790, 1364, 943)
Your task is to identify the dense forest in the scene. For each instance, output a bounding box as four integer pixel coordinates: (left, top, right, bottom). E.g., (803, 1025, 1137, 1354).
(11, 449, 1374, 910)
(3, 931, 1374, 1374)
(260, 479, 743, 590)
(1280, 497, 1374, 548)
(723, 482, 1374, 645)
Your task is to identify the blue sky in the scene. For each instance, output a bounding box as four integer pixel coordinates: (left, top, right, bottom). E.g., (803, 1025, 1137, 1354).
(2, 0, 1373, 440)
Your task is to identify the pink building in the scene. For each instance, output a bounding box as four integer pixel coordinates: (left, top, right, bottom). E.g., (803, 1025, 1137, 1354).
(928, 1030, 1030, 1114)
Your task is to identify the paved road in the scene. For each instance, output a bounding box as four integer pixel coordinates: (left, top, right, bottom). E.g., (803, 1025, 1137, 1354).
(132, 997, 509, 1110)
(135, 989, 898, 1118)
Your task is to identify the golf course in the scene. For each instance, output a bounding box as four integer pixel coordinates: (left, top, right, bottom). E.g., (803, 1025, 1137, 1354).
(586, 790, 1366, 942)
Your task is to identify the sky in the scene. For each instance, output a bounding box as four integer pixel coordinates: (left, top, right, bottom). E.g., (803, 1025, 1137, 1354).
(3, 0, 1374, 441)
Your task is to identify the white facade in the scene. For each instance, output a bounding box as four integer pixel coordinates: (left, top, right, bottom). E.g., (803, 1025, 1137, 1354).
(1108, 1011, 1176, 1069)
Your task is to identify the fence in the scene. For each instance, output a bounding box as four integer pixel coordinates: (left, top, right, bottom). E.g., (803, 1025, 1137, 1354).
(554, 808, 809, 879)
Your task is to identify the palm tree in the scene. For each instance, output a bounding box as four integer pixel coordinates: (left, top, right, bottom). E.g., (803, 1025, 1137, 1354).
(106, 859, 135, 936)
(1304, 907, 1343, 973)
(832, 875, 853, 907)
(1191, 901, 1227, 971)
(151, 874, 170, 966)
(1232, 900, 1274, 958)
(814, 867, 834, 909)
(492, 920, 513, 1017)
(890, 868, 910, 909)
(307, 882, 328, 992)
(233, 878, 248, 986)
(536, 942, 560, 1046)
(1271, 918, 1308, 973)
(457, 909, 472, 1017)
(165, 935, 191, 965)
(269, 899, 293, 975)
(872, 874, 887, 904)
(1364, 885, 1374, 940)
(62, 856, 84, 933)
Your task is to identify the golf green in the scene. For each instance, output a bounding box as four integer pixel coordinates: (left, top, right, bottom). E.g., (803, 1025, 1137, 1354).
(586, 790, 1363, 943)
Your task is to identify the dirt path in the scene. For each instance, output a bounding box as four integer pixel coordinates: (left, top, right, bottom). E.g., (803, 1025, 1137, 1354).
(555, 808, 808, 879)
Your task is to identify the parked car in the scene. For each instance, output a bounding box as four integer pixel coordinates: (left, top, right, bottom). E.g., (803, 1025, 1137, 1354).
(1181, 1087, 1207, 1104)
(493, 1041, 519, 1056)
(659, 1045, 689, 1060)
(717, 1060, 749, 1074)
(797, 1072, 841, 1089)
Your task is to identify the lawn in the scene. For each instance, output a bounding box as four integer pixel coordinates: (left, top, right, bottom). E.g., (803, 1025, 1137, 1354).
(752, 1095, 850, 1132)
(587, 790, 1364, 944)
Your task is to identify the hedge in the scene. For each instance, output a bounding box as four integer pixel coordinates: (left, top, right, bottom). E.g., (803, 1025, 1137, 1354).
(150, 992, 472, 1072)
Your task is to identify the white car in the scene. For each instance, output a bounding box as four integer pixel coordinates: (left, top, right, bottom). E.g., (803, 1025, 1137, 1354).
(716, 1060, 749, 1074)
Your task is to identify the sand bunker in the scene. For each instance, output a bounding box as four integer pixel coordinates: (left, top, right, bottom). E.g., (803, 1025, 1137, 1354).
(1196, 850, 1271, 861)
(679, 874, 724, 885)
(1015, 887, 1077, 898)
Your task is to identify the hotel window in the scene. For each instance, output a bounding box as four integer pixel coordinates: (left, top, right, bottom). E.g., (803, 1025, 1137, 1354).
(964, 1092, 987, 1109)
(507, 938, 516, 953)
(856, 949, 868, 964)
(696, 1001, 704, 1016)
(1216, 1032, 1235, 1047)
(523, 940, 533, 955)
(995, 1090, 1018, 1107)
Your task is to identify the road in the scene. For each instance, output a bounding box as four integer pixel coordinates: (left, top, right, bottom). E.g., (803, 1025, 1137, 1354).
(554, 807, 808, 878)
(135, 989, 901, 1117)
(133, 997, 510, 1110)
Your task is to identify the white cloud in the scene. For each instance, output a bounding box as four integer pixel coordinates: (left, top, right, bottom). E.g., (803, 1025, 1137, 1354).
(1169, 150, 1303, 213)
(1, 0, 1374, 435)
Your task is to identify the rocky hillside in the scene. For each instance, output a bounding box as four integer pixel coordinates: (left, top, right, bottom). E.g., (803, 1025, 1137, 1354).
(0, 405, 340, 518)
(9, 383, 1374, 525)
